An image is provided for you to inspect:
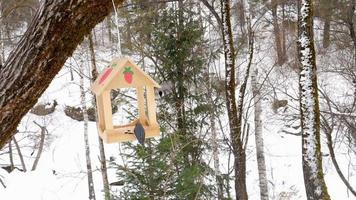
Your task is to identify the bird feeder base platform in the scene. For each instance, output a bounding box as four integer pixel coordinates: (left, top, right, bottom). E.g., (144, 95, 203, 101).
(97, 120, 160, 143)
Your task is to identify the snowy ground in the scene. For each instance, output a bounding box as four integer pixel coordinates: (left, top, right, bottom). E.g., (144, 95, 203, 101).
(0, 53, 354, 200)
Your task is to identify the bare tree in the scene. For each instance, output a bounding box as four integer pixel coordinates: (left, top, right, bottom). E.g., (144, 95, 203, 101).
(220, 0, 250, 199)
(88, 33, 111, 200)
(80, 60, 96, 200)
(271, 0, 286, 65)
(12, 136, 26, 172)
(207, 69, 223, 199)
(297, 0, 330, 199)
(0, 0, 125, 149)
(251, 69, 269, 200)
(8, 139, 14, 171)
(31, 121, 47, 171)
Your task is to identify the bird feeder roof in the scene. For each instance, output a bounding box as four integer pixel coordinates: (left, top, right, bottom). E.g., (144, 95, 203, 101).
(91, 57, 160, 95)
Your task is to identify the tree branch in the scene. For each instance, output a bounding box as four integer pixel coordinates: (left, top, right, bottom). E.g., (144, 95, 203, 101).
(0, 0, 125, 149)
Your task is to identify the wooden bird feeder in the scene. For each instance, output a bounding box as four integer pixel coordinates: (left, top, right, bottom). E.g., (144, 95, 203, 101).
(91, 57, 160, 143)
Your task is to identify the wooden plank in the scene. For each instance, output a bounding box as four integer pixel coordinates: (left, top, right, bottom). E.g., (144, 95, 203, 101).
(96, 94, 105, 130)
(136, 87, 146, 123)
(146, 86, 158, 126)
(104, 125, 160, 143)
(90, 57, 129, 95)
(102, 90, 113, 130)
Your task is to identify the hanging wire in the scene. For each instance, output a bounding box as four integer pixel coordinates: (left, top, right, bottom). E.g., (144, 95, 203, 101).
(111, 0, 122, 57)
(110, 0, 125, 134)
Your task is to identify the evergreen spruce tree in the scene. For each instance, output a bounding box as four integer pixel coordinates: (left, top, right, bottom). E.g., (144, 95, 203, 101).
(113, 2, 219, 199)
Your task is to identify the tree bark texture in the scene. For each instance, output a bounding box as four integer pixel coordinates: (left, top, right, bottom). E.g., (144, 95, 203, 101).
(297, 1, 330, 199)
(0, 0, 125, 149)
(320, 0, 332, 48)
(220, 0, 248, 199)
(251, 69, 269, 200)
(271, 0, 286, 66)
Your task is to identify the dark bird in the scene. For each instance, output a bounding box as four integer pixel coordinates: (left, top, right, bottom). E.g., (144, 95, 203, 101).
(134, 122, 145, 146)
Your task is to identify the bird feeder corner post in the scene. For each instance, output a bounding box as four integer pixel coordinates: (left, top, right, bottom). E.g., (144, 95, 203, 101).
(102, 89, 113, 130)
(136, 87, 147, 124)
(146, 86, 158, 126)
(95, 94, 105, 131)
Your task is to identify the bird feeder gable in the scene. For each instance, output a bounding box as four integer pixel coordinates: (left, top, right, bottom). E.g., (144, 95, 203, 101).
(90, 57, 160, 96)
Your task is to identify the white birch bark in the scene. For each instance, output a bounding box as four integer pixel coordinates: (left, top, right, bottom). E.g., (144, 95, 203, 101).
(251, 69, 269, 200)
(80, 63, 96, 200)
(207, 68, 223, 199)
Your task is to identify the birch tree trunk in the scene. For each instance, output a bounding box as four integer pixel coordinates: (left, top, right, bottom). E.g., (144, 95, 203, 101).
(251, 69, 269, 200)
(0, 0, 125, 149)
(88, 33, 111, 200)
(80, 62, 96, 200)
(220, 0, 248, 199)
(211, 113, 224, 199)
(207, 68, 223, 199)
(297, 1, 330, 199)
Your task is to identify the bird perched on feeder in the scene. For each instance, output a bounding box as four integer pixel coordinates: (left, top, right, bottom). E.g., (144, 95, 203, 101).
(134, 122, 145, 146)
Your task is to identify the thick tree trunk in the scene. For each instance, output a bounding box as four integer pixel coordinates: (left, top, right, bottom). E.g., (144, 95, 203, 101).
(220, 0, 248, 199)
(0, 0, 125, 149)
(297, 1, 330, 199)
(251, 69, 269, 200)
